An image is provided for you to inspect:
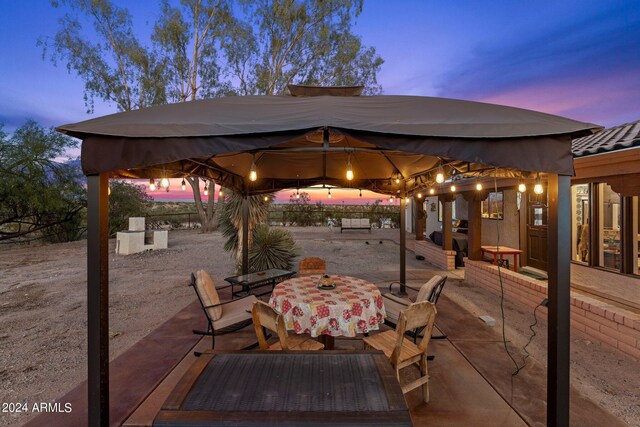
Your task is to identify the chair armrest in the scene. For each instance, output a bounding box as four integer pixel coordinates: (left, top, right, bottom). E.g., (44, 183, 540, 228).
(388, 281, 421, 293)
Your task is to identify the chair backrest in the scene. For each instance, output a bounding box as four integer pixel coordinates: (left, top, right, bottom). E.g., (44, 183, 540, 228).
(342, 218, 351, 227)
(252, 300, 291, 350)
(391, 301, 437, 366)
(360, 218, 370, 227)
(192, 270, 222, 320)
(428, 276, 447, 304)
(298, 257, 326, 275)
(415, 275, 443, 303)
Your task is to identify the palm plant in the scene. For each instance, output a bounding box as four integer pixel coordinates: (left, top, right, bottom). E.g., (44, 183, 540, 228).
(217, 190, 272, 267)
(249, 224, 299, 272)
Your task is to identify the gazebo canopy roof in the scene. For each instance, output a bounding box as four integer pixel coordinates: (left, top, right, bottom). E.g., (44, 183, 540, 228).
(58, 94, 601, 195)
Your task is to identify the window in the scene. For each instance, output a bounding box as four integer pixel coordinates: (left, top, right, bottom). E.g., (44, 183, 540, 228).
(437, 200, 456, 222)
(599, 183, 621, 270)
(481, 191, 504, 219)
(571, 184, 590, 264)
(633, 196, 639, 275)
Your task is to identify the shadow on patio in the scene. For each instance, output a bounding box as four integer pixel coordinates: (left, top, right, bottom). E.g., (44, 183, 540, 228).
(25, 281, 622, 427)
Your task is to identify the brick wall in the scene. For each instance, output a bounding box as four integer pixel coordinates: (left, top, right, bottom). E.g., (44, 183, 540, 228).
(464, 259, 640, 361)
(415, 240, 456, 271)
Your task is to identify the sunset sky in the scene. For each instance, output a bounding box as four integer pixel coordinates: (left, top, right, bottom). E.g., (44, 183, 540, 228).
(1, 1, 638, 204)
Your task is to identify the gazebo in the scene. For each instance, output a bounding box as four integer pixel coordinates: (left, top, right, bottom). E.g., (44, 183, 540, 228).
(57, 87, 601, 426)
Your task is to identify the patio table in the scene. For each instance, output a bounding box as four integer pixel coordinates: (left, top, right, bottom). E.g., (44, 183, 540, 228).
(481, 245, 523, 272)
(269, 275, 385, 349)
(224, 268, 295, 298)
(153, 350, 412, 426)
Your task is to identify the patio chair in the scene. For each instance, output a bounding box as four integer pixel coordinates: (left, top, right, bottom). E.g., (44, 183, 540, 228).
(190, 270, 258, 349)
(363, 301, 437, 403)
(298, 257, 326, 275)
(383, 275, 447, 344)
(252, 301, 324, 350)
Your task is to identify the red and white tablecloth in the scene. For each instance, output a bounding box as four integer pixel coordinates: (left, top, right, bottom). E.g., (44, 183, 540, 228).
(269, 275, 386, 337)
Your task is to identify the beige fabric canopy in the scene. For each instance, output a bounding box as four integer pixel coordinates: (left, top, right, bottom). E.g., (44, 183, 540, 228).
(57, 95, 601, 195)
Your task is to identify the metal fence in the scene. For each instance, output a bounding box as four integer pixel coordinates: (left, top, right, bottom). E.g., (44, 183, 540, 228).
(268, 205, 401, 228)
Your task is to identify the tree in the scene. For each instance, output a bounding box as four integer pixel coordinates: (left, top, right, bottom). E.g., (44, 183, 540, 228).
(0, 120, 86, 242)
(108, 180, 153, 236)
(44, 0, 384, 234)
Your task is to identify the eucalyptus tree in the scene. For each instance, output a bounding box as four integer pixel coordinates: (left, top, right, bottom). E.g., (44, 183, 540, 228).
(44, 0, 384, 234)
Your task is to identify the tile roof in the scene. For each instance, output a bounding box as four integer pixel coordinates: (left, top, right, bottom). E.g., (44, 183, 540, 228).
(572, 120, 640, 157)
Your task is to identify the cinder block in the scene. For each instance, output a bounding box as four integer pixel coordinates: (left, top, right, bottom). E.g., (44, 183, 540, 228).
(129, 217, 146, 231)
(152, 230, 168, 249)
(116, 231, 145, 255)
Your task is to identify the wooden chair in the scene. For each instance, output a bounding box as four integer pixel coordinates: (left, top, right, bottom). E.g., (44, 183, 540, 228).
(363, 301, 437, 403)
(298, 257, 326, 275)
(190, 270, 258, 349)
(383, 275, 447, 343)
(252, 301, 324, 350)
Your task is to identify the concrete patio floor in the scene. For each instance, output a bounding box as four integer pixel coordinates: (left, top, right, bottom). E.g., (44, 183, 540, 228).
(25, 282, 623, 427)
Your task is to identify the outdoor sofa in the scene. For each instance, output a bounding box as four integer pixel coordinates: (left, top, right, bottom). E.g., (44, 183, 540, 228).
(340, 218, 371, 232)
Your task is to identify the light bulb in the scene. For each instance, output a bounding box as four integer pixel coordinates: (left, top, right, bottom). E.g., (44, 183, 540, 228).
(219, 189, 223, 197)
(149, 178, 156, 192)
(296, 190, 300, 199)
(389, 196, 394, 203)
(429, 188, 435, 195)
(204, 186, 208, 196)
(534, 183, 544, 195)
(405, 197, 410, 203)
(249, 161, 257, 181)
(436, 172, 444, 183)
(476, 183, 483, 191)
(328, 189, 332, 199)
(359, 189, 362, 197)
(181, 179, 186, 191)
(347, 160, 353, 181)
(518, 182, 526, 193)
(108, 185, 111, 196)
(160, 177, 170, 189)
(264, 196, 269, 202)
(395, 177, 400, 184)
(450, 184, 456, 192)
(417, 192, 423, 199)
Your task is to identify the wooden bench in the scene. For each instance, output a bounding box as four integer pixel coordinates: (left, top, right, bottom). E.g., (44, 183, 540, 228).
(340, 218, 371, 233)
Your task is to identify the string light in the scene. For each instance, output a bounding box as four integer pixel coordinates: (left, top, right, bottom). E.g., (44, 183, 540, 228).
(429, 188, 435, 195)
(534, 174, 544, 195)
(203, 181, 209, 196)
(436, 164, 445, 184)
(359, 189, 362, 197)
(518, 179, 527, 193)
(328, 188, 332, 199)
(417, 192, 423, 199)
(249, 156, 257, 181)
(405, 196, 410, 203)
(181, 178, 186, 191)
(160, 177, 170, 189)
(149, 178, 156, 192)
(295, 188, 300, 199)
(389, 195, 394, 203)
(346, 153, 354, 181)
(450, 184, 456, 192)
(264, 195, 269, 202)
(476, 182, 483, 191)
(219, 188, 224, 197)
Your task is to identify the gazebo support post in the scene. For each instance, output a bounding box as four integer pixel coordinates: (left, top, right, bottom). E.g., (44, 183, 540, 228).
(86, 173, 110, 426)
(547, 173, 571, 427)
(399, 193, 407, 294)
(242, 197, 249, 275)
(441, 196, 453, 251)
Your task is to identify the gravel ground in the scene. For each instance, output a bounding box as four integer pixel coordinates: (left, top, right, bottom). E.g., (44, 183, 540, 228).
(0, 227, 638, 426)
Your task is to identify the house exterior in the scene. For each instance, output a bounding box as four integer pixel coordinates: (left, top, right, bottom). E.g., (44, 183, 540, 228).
(412, 120, 640, 360)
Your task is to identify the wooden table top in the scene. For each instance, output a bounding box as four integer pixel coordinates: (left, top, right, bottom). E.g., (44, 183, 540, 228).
(153, 350, 412, 426)
(481, 245, 523, 254)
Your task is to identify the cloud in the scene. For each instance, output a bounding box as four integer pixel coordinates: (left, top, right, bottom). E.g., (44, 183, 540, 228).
(435, 2, 640, 125)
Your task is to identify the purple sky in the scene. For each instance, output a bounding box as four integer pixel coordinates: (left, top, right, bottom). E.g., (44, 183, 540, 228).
(0, 1, 638, 202)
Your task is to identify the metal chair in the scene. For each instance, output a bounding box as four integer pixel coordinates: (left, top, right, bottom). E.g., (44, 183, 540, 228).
(190, 270, 258, 349)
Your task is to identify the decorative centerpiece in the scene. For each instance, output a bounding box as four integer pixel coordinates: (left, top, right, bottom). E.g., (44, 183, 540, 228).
(317, 274, 336, 289)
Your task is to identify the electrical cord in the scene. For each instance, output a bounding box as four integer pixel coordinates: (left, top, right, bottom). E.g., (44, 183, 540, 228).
(520, 298, 549, 370)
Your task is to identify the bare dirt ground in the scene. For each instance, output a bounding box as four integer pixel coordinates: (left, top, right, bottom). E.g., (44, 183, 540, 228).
(0, 227, 638, 426)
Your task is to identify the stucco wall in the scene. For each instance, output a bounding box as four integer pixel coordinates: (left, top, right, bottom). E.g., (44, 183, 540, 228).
(481, 189, 520, 249)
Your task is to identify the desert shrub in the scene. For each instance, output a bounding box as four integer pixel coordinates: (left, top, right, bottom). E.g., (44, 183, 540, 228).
(248, 224, 298, 272)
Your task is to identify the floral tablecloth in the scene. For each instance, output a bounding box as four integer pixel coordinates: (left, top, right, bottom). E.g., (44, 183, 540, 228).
(269, 275, 386, 337)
